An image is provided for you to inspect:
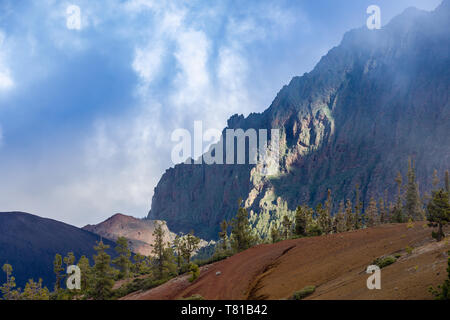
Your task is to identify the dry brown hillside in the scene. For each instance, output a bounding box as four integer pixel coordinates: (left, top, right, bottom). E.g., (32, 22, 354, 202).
(122, 222, 449, 300)
(83, 213, 176, 256)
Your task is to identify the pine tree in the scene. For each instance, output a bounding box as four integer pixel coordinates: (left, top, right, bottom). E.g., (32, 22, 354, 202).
(345, 199, 354, 231)
(427, 190, 450, 242)
(21, 279, 50, 300)
(321, 189, 333, 234)
(188, 263, 200, 283)
(432, 169, 440, 188)
(151, 222, 169, 279)
(63, 252, 75, 269)
(366, 197, 379, 227)
(302, 205, 317, 236)
(230, 201, 256, 252)
(392, 171, 405, 222)
(90, 241, 115, 300)
(417, 182, 425, 220)
(112, 237, 132, 279)
(335, 201, 347, 233)
(391, 205, 405, 223)
(173, 235, 183, 271)
(62, 252, 76, 287)
(316, 203, 331, 234)
(53, 254, 64, 292)
(354, 184, 363, 229)
(294, 206, 307, 236)
(395, 171, 403, 206)
(180, 231, 201, 264)
(1, 264, 17, 300)
(270, 225, 281, 243)
(445, 170, 449, 193)
(162, 247, 178, 277)
(132, 253, 149, 275)
(379, 197, 386, 224)
(282, 215, 292, 240)
(77, 255, 91, 293)
(218, 220, 229, 252)
(404, 158, 422, 220)
(383, 189, 390, 222)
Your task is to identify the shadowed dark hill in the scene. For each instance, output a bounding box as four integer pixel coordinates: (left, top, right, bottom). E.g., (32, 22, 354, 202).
(0, 211, 116, 289)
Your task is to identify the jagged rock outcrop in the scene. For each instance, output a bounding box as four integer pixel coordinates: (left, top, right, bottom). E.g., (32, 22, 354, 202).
(149, 2, 450, 240)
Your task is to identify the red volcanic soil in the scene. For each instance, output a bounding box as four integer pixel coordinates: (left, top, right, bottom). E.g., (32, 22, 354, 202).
(122, 222, 449, 300)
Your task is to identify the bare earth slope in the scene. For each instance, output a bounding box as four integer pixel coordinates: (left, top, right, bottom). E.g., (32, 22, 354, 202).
(122, 223, 448, 300)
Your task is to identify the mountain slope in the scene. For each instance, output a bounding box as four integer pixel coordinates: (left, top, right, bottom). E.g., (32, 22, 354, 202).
(122, 223, 449, 300)
(0, 212, 116, 288)
(148, 2, 450, 240)
(83, 213, 176, 256)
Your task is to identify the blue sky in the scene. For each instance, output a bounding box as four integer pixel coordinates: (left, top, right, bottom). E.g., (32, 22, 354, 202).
(0, 0, 442, 226)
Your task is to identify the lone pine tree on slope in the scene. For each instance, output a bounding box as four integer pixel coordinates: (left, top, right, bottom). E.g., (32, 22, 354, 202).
(230, 200, 256, 252)
(404, 159, 423, 221)
(427, 189, 450, 242)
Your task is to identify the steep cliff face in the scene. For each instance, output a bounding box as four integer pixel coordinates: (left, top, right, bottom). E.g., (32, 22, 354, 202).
(149, 2, 450, 240)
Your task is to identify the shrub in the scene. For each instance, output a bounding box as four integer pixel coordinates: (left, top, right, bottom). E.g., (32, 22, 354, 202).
(181, 294, 204, 300)
(407, 219, 414, 229)
(429, 250, 449, 300)
(112, 277, 169, 299)
(194, 250, 233, 267)
(188, 263, 200, 283)
(307, 225, 322, 237)
(292, 285, 316, 300)
(373, 256, 397, 269)
(405, 246, 413, 255)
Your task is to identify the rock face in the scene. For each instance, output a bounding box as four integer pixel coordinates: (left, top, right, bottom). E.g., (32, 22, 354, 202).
(148, 2, 450, 240)
(83, 214, 176, 256)
(0, 211, 117, 288)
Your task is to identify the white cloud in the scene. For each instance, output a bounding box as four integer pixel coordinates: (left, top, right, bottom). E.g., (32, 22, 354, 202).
(66, 5, 82, 30)
(124, 0, 159, 12)
(0, 71, 13, 90)
(172, 29, 211, 108)
(217, 47, 249, 112)
(77, 99, 169, 222)
(132, 42, 165, 86)
(0, 125, 3, 148)
(0, 30, 14, 91)
(0, 0, 309, 226)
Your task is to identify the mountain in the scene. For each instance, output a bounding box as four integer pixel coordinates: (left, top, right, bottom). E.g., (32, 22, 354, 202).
(83, 213, 176, 256)
(0, 212, 116, 288)
(83, 213, 213, 256)
(148, 1, 450, 240)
